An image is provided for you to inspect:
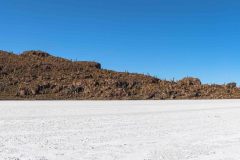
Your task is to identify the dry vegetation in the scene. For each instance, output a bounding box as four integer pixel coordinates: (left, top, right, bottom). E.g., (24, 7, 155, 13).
(0, 50, 240, 100)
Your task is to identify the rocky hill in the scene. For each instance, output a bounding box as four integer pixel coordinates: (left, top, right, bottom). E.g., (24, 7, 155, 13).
(0, 50, 240, 100)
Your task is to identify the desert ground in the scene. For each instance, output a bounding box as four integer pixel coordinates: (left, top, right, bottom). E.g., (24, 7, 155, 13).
(1, 100, 240, 160)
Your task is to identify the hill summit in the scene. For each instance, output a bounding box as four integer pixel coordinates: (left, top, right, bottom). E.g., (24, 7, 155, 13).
(0, 50, 239, 99)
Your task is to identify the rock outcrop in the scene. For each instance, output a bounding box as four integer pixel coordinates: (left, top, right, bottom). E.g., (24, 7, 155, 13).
(0, 50, 240, 100)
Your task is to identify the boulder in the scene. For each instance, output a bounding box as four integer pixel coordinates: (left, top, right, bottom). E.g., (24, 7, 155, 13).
(19, 89, 27, 97)
(226, 82, 237, 88)
(178, 77, 201, 86)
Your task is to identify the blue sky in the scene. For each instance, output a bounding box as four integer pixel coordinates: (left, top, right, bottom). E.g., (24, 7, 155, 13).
(0, 0, 240, 84)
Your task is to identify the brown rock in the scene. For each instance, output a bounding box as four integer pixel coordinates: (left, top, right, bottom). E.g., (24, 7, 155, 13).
(19, 89, 27, 97)
(226, 82, 237, 88)
(0, 50, 240, 100)
(178, 77, 202, 86)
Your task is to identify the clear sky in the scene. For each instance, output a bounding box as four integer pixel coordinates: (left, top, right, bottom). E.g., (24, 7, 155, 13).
(1, 0, 240, 84)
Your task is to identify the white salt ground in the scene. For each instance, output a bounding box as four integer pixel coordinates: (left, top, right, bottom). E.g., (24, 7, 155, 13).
(0, 100, 240, 160)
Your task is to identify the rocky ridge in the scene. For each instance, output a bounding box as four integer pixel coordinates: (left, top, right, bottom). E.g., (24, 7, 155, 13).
(0, 50, 239, 100)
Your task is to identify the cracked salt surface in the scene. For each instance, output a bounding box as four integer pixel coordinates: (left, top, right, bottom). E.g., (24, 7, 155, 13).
(1, 100, 240, 160)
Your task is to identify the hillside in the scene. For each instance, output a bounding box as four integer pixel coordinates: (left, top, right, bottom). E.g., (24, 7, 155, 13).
(0, 50, 240, 100)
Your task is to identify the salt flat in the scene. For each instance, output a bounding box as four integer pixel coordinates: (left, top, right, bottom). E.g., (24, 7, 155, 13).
(1, 100, 240, 160)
